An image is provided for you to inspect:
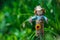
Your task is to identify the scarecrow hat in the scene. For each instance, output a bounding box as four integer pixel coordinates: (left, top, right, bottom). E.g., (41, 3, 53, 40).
(35, 5, 43, 11)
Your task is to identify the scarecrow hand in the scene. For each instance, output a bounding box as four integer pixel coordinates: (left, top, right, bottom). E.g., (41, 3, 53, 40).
(29, 18, 33, 25)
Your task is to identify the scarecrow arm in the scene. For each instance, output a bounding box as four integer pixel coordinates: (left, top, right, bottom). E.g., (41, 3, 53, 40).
(28, 16, 37, 25)
(44, 16, 48, 24)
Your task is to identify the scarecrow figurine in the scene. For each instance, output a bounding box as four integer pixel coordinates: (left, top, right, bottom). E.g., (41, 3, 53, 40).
(29, 5, 48, 39)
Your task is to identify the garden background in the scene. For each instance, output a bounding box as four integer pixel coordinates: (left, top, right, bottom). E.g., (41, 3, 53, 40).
(0, 0, 60, 40)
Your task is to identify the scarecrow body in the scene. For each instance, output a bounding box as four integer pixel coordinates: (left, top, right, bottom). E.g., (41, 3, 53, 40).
(29, 6, 48, 39)
(31, 15, 47, 36)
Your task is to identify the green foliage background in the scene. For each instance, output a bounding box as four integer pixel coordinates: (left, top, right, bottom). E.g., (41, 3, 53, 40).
(0, 0, 60, 40)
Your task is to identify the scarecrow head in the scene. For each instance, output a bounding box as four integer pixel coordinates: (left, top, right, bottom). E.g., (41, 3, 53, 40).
(34, 5, 45, 15)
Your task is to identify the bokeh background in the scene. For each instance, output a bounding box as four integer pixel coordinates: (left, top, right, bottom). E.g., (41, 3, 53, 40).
(0, 0, 60, 40)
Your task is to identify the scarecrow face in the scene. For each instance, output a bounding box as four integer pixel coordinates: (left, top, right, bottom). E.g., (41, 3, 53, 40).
(36, 10, 42, 15)
(34, 6, 44, 15)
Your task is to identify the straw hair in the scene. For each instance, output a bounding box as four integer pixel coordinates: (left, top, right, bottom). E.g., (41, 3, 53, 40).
(34, 6, 45, 14)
